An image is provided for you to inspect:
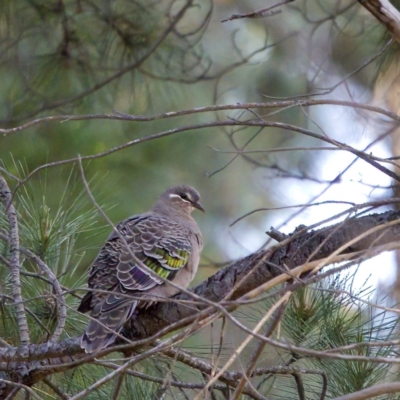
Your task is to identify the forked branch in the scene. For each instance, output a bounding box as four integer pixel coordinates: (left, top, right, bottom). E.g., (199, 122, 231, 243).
(0, 174, 29, 347)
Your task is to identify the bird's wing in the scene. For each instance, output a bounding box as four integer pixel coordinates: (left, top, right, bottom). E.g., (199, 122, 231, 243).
(116, 214, 193, 292)
(80, 213, 193, 353)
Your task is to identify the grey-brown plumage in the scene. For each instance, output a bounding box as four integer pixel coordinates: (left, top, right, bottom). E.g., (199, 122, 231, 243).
(78, 185, 204, 353)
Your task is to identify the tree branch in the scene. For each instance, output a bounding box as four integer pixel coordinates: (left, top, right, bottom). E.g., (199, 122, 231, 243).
(333, 382, 400, 400)
(126, 209, 400, 341)
(358, 0, 400, 43)
(0, 175, 30, 347)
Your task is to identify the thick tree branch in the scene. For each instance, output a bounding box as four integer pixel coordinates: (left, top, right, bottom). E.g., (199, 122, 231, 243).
(126, 209, 400, 340)
(358, 0, 400, 43)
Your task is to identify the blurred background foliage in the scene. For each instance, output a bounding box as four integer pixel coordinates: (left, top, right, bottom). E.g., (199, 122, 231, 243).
(1, 0, 400, 398)
(0, 0, 392, 268)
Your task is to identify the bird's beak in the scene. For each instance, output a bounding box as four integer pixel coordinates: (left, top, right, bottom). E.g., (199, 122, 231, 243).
(193, 201, 205, 212)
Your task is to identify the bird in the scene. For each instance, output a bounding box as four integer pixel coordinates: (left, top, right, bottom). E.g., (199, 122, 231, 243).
(77, 185, 204, 353)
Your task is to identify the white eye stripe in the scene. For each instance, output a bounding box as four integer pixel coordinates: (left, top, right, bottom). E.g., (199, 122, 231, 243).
(169, 193, 190, 202)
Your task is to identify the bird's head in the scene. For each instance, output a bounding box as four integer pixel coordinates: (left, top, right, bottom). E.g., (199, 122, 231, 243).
(154, 185, 205, 217)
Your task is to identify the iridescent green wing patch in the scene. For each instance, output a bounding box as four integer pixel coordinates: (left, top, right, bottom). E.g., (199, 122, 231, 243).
(144, 256, 170, 279)
(152, 248, 189, 271)
(117, 215, 192, 290)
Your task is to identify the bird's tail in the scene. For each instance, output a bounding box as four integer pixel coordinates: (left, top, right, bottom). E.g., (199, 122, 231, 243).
(81, 298, 137, 353)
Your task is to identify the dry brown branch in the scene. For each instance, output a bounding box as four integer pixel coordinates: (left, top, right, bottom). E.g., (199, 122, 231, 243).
(0, 175, 29, 347)
(231, 297, 289, 399)
(161, 343, 328, 399)
(1, 99, 399, 137)
(334, 381, 400, 399)
(358, 0, 400, 43)
(0, 233, 67, 342)
(97, 358, 265, 399)
(20, 248, 66, 343)
(7, 115, 400, 200)
(159, 344, 272, 399)
(42, 378, 70, 400)
(0, 379, 41, 399)
(221, 0, 295, 22)
(195, 292, 292, 399)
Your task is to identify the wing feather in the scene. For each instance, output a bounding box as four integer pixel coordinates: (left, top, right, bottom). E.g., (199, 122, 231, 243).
(79, 213, 193, 353)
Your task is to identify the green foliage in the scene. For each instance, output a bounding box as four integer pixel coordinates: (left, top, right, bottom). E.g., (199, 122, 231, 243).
(0, 0, 211, 121)
(0, 167, 103, 345)
(41, 357, 170, 399)
(0, 169, 174, 398)
(246, 275, 400, 399)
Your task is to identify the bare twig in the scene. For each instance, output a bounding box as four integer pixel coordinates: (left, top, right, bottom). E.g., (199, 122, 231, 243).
(160, 345, 268, 399)
(231, 200, 358, 227)
(333, 382, 400, 400)
(0, 380, 41, 400)
(20, 249, 66, 342)
(0, 233, 67, 342)
(238, 241, 400, 304)
(43, 378, 71, 400)
(358, 0, 400, 43)
(96, 359, 253, 393)
(10, 114, 400, 207)
(195, 292, 292, 399)
(221, 0, 295, 22)
(1, 100, 400, 137)
(0, 175, 30, 346)
(68, 312, 220, 400)
(111, 372, 125, 400)
(231, 299, 288, 399)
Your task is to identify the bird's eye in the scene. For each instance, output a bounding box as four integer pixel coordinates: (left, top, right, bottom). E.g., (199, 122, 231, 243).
(180, 193, 189, 200)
